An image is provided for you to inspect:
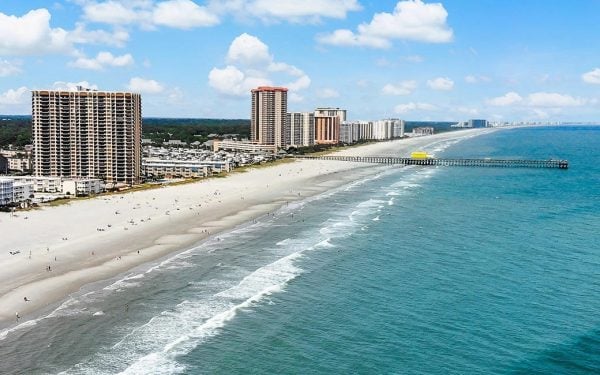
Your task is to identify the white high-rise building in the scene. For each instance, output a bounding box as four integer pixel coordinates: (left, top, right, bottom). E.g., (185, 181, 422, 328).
(32, 87, 142, 185)
(340, 119, 404, 143)
(287, 112, 315, 147)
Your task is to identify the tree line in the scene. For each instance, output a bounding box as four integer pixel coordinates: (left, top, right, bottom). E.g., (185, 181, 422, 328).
(0, 117, 251, 148)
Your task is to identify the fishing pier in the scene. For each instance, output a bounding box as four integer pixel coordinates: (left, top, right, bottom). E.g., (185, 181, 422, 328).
(294, 155, 569, 169)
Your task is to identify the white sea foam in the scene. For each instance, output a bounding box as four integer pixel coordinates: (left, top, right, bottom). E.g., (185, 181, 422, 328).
(276, 238, 292, 246)
(0, 318, 39, 342)
(315, 238, 335, 248)
(57, 160, 448, 373)
(114, 252, 304, 375)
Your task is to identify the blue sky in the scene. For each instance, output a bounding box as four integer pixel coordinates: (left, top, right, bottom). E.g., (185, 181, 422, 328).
(1, 0, 600, 121)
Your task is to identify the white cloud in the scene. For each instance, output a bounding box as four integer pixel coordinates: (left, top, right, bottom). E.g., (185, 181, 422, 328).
(382, 80, 417, 95)
(486, 92, 522, 106)
(394, 101, 437, 114)
(582, 68, 600, 84)
(287, 75, 311, 91)
(226, 33, 272, 66)
(210, 0, 361, 23)
(427, 77, 453, 91)
(0, 9, 70, 55)
(317, 29, 390, 49)
(0, 8, 136, 57)
(0, 60, 22, 76)
(317, 0, 453, 48)
(209, 33, 310, 97)
(82, 0, 219, 29)
(465, 74, 491, 84)
(69, 23, 129, 47)
(82, 0, 144, 25)
(527, 92, 586, 107)
(70, 51, 134, 70)
(486, 91, 586, 108)
(465, 75, 477, 84)
(317, 88, 340, 99)
(0, 87, 29, 105)
(52, 81, 99, 91)
(127, 77, 164, 94)
(153, 0, 219, 29)
(208, 65, 271, 96)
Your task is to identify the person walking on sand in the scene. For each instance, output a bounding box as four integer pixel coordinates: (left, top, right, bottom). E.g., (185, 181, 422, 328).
(16, 312, 20, 322)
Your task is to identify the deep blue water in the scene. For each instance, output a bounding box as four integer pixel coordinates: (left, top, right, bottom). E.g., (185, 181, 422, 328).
(0, 126, 598, 374)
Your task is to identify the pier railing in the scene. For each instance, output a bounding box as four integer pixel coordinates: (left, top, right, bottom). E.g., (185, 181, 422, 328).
(293, 155, 568, 169)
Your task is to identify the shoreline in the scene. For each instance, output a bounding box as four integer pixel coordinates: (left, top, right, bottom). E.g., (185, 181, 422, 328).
(0, 128, 496, 330)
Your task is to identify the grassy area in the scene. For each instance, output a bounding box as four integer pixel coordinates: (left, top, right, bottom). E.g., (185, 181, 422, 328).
(300, 141, 378, 157)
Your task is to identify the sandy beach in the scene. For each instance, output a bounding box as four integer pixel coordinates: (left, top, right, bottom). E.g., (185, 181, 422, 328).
(0, 128, 494, 327)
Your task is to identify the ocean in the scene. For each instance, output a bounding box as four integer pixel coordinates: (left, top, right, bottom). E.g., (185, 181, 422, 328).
(0, 126, 598, 374)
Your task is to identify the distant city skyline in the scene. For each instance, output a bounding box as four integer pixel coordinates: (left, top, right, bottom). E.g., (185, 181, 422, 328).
(1, 1, 600, 121)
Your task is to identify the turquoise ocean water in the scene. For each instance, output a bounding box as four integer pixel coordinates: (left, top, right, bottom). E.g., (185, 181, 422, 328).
(0, 126, 599, 374)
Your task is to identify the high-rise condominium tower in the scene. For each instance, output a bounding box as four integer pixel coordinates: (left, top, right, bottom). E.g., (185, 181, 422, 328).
(314, 107, 346, 145)
(251, 86, 288, 148)
(32, 87, 142, 185)
(287, 112, 315, 147)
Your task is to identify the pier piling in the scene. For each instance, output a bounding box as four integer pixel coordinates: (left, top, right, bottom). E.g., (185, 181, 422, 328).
(293, 156, 568, 169)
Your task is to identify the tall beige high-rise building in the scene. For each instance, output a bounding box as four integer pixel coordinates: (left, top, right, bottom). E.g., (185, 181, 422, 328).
(251, 86, 288, 148)
(32, 87, 142, 185)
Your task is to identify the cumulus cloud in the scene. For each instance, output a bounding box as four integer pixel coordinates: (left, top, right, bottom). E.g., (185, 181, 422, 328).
(527, 92, 586, 107)
(487, 91, 586, 108)
(226, 33, 272, 66)
(210, 0, 361, 23)
(69, 23, 130, 47)
(0, 87, 29, 106)
(153, 0, 219, 29)
(82, 1, 143, 25)
(209, 33, 310, 97)
(427, 77, 453, 91)
(208, 65, 271, 96)
(127, 77, 164, 94)
(0, 60, 22, 77)
(382, 80, 417, 95)
(0, 8, 135, 57)
(465, 74, 491, 84)
(317, 0, 453, 48)
(70, 51, 134, 70)
(394, 101, 437, 114)
(582, 68, 600, 84)
(0, 9, 70, 55)
(82, 0, 219, 29)
(486, 92, 522, 106)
